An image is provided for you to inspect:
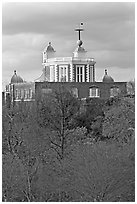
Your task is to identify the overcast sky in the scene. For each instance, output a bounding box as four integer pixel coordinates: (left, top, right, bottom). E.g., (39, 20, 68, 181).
(2, 2, 135, 88)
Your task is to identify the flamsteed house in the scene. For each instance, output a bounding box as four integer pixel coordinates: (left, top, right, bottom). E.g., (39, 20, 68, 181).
(4, 24, 127, 104)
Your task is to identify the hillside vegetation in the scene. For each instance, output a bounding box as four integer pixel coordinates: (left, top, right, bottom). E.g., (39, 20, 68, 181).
(2, 91, 135, 202)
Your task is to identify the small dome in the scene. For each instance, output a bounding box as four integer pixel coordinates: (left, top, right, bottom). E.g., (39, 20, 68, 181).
(11, 70, 24, 84)
(102, 69, 114, 83)
(44, 42, 55, 52)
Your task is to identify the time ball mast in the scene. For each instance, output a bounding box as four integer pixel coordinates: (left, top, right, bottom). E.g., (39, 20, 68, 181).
(75, 22, 84, 44)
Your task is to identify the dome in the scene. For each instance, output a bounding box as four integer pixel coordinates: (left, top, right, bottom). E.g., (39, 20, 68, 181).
(102, 69, 114, 83)
(73, 46, 87, 58)
(75, 46, 86, 52)
(11, 70, 24, 84)
(44, 42, 55, 52)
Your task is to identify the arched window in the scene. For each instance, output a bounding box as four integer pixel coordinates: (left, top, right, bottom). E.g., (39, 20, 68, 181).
(89, 87, 100, 98)
(110, 86, 120, 97)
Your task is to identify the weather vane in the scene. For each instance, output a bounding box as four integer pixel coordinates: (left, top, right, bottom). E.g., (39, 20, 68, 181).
(75, 22, 84, 41)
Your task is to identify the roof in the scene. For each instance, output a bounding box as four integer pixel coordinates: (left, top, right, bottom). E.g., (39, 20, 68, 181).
(11, 70, 24, 84)
(102, 69, 114, 83)
(44, 42, 55, 52)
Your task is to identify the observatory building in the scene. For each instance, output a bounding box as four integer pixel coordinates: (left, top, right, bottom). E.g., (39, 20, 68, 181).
(4, 24, 127, 104)
(36, 24, 96, 83)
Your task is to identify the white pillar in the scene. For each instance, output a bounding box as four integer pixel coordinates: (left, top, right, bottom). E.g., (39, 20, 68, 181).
(66, 66, 68, 82)
(50, 66, 52, 82)
(82, 66, 85, 82)
(87, 64, 90, 82)
(55, 64, 58, 82)
(76, 66, 78, 82)
(70, 64, 73, 82)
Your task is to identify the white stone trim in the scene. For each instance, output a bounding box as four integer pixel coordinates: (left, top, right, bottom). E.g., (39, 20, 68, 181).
(76, 65, 77, 82)
(82, 66, 85, 82)
(70, 64, 73, 82)
(55, 65, 58, 82)
(66, 66, 68, 82)
(87, 64, 90, 82)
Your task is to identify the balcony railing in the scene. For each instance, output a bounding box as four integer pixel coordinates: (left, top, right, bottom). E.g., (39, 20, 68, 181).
(43, 57, 95, 64)
(44, 57, 72, 63)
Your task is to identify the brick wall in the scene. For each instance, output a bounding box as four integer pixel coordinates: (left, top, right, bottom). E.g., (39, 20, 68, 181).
(35, 81, 127, 100)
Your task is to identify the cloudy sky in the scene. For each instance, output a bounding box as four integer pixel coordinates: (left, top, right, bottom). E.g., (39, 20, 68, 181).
(2, 2, 135, 88)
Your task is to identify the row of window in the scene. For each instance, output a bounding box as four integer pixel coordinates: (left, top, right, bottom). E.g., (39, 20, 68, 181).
(71, 87, 120, 98)
(15, 88, 33, 99)
(41, 87, 120, 98)
(89, 87, 120, 98)
(49, 65, 94, 82)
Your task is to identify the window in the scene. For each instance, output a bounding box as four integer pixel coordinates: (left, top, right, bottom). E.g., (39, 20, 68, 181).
(21, 90, 24, 99)
(76, 65, 85, 82)
(71, 87, 78, 98)
(15, 89, 18, 99)
(42, 88, 52, 94)
(110, 87, 120, 97)
(6, 85, 10, 92)
(18, 90, 21, 99)
(24, 89, 27, 98)
(29, 88, 33, 98)
(89, 87, 100, 98)
(59, 66, 68, 82)
(26, 90, 30, 99)
(50, 65, 55, 81)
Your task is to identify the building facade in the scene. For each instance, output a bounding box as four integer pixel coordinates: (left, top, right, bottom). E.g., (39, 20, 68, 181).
(35, 81, 127, 100)
(4, 24, 127, 105)
(4, 71, 35, 105)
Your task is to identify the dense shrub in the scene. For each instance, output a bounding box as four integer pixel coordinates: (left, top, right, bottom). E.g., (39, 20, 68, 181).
(103, 97, 135, 143)
(75, 98, 105, 136)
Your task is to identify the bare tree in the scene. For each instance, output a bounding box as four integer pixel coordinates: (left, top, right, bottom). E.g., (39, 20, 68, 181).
(37, 86, 80, 160)
(2, 103, 43, 201)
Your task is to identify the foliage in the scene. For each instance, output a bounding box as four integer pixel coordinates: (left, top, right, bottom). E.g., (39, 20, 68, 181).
(2, 93, 135, 202)
(127, 79, 135, 95)
(75, 98, 105, 139)
(103, 97, 135, 143)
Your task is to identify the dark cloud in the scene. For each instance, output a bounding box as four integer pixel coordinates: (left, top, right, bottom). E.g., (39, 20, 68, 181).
(2, 2, 135, 86)
(2, 2, 134, 35)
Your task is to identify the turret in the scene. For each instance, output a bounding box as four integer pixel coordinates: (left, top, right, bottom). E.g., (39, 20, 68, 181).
(102, 69, 114, 83)
(43, 42, 56, 63)
(11, 70, 24, 84)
